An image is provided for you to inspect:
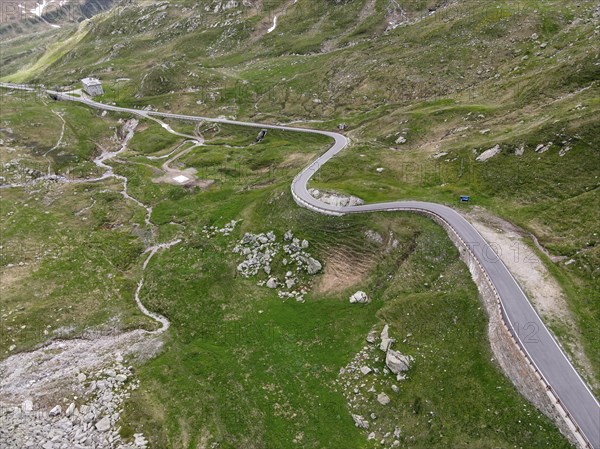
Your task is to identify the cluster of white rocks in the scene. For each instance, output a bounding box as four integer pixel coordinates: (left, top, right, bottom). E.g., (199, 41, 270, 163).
(234, 230, 278, 277)
(475, 140, 575, 161)
(308, 188, 364, 207)
(0, 356, 148, 449)
(201, 219, 240, 238)
(233, 229, 322, 302)
(337, 325, 413, 448)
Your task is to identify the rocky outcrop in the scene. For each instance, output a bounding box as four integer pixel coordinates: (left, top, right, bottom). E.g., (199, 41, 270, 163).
(515, 144, 525, 156)
(364, 230, 384, 245)
(266, 277, 278, 289)
(202, 219, 240, 238)
(476, 144, 501, 162)
(349, 291, 370, 304)
(308, 188, 364, 207)
(338, 325, 412, 447)
(379, 325, 394, 352)
(306, 257, 322, 275)
(385, 349, 413, 375)
(535, 142, 552, 153)
(352, 414, 370, 429)
(377, 392, 390, 405)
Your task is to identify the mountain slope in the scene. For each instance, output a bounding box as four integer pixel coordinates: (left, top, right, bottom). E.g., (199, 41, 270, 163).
(8, 0, 596, 382)
(1, 1, 598, 447)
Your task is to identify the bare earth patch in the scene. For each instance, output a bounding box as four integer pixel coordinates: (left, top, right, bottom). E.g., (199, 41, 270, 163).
(464, 206, 598, 391)
(315, 247, 375, 294)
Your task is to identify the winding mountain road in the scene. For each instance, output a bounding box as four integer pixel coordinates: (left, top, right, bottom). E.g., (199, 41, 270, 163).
(1, 83, 598, 448)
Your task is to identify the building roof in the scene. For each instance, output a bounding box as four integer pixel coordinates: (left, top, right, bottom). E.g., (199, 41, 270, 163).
(81, 77, 102, 86)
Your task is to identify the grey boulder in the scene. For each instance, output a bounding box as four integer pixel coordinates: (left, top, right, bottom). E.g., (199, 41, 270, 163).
(386, 349, 413, 374)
